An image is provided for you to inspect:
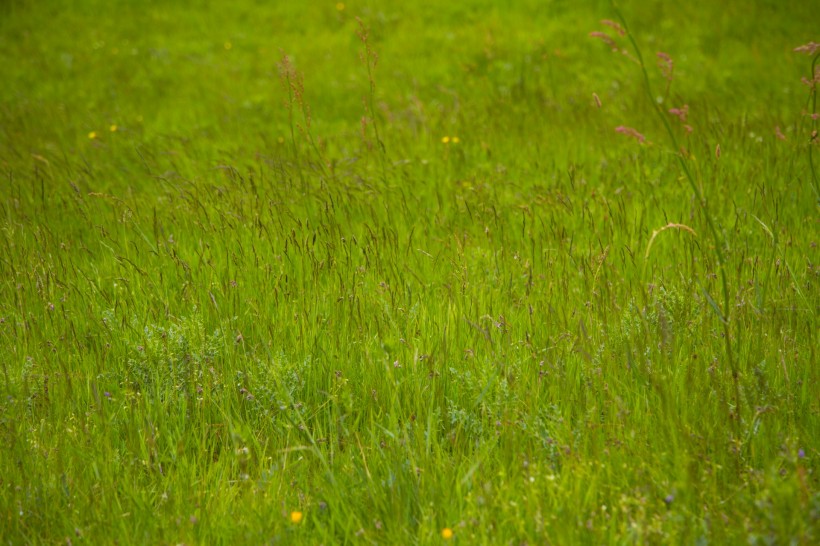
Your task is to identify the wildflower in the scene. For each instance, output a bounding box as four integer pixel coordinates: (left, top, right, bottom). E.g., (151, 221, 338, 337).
(793, 42, 820, 55)
(441, 136, 450, 144)
(656, 52, 674, 82)
(798, 448, 805, 458)
(336, 2, 345, 10)
(109, 124, 117, 132)
(88, 131, 97, 139)
(441, 527, 454, 540)
(224, 42, 232, 50)
(452, 137, 460, 144)
(614, 125, 646, 143)
(600, 19, 626, 37)
(290, 511, 303, 524)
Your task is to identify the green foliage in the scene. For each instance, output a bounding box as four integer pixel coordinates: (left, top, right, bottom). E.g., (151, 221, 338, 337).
(121, 308, 224, 395)
(0, 0, 817, 544)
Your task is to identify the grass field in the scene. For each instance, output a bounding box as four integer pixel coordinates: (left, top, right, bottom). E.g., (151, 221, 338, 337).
(1, 0, 818, 543)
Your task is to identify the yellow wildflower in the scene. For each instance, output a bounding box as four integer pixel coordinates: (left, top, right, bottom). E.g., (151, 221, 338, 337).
(441, 527, 454, 540)
(109, 124, 118, 132)
(88, 131, 97, 139)
(290, 511, 303, 524)
(441, 136, 450, 144)
(336, 2, 345, 10)
(452, 137, 460, 144)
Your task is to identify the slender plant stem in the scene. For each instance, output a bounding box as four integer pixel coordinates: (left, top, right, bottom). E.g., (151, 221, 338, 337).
(358, 19, 388, 183)
(807, 53, 820, 201)
(613, 6, 741, 427)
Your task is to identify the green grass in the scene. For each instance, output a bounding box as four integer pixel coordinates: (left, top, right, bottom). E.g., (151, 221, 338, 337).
(1, 0, 818, 544)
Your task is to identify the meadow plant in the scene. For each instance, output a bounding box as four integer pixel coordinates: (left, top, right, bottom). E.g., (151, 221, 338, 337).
(793, 41, 820, 200)
(356, 18, 387, 181)
(278, 54, 328, 190)
(591, 10, 741, 430)
(0, 1, 816, 543)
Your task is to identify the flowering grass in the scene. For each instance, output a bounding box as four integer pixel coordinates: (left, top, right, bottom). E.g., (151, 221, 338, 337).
(0, 0, 818, 544)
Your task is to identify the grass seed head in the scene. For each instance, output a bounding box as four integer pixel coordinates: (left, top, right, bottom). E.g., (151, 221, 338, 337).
(589, 31, 618, 51)
(656, 51, 674, 81)
(793, 41, 820, 55)
(615, 125, 646, 143)
(600, 19, 626, 36)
